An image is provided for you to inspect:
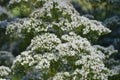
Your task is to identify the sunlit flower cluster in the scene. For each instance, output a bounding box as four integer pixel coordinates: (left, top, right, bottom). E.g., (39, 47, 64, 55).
(27, 33, 61, 52)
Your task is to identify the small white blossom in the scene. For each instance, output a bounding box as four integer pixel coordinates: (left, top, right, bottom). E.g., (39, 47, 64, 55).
(35, 58, 50, 70)
(0, 66, 11, 77)
(52, 72, 70, 80)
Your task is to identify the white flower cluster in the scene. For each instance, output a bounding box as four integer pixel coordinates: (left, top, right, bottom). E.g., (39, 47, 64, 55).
(27, 33, 61, 52)
(34, 52, 57, 71)
(11, 32, 115, 80)
(9, 0, 47, 4)
(6, 18, 48, 39)
(35, 58, 50, 70)
(0, 66, 11, 77)
(57, 33, 91, 57)
(94, 45, 120, 77)
(12, 46, 58, 73)
(9, 0, 28, 4)
(11, 50, 52, 79)
(30, 0, 110, 41)
(52, 72, 70, 80)
(30, 0, 79, 32)
(82, 18, 110, 35)
(12, 51, 38, 70)
(7, 0, 111, 41)
(52, 52, 108, 80)
(55, 33, 109, 80)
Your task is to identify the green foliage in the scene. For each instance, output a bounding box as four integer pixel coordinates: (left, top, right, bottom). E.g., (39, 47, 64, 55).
(9, 0, 47, 17)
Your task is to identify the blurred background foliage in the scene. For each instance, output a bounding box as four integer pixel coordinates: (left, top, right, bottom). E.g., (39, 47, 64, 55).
(0, 0, 120, 58)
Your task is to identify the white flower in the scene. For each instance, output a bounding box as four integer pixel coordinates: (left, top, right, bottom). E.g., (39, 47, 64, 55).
(0, 66, 11, 77)
(35, 58, 50, 70)
(42, 53, 57, 61)
(53, 72, 70, 80)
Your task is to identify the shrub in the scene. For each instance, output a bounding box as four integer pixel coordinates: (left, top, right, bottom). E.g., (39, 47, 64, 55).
(0, 0, 120, 80)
